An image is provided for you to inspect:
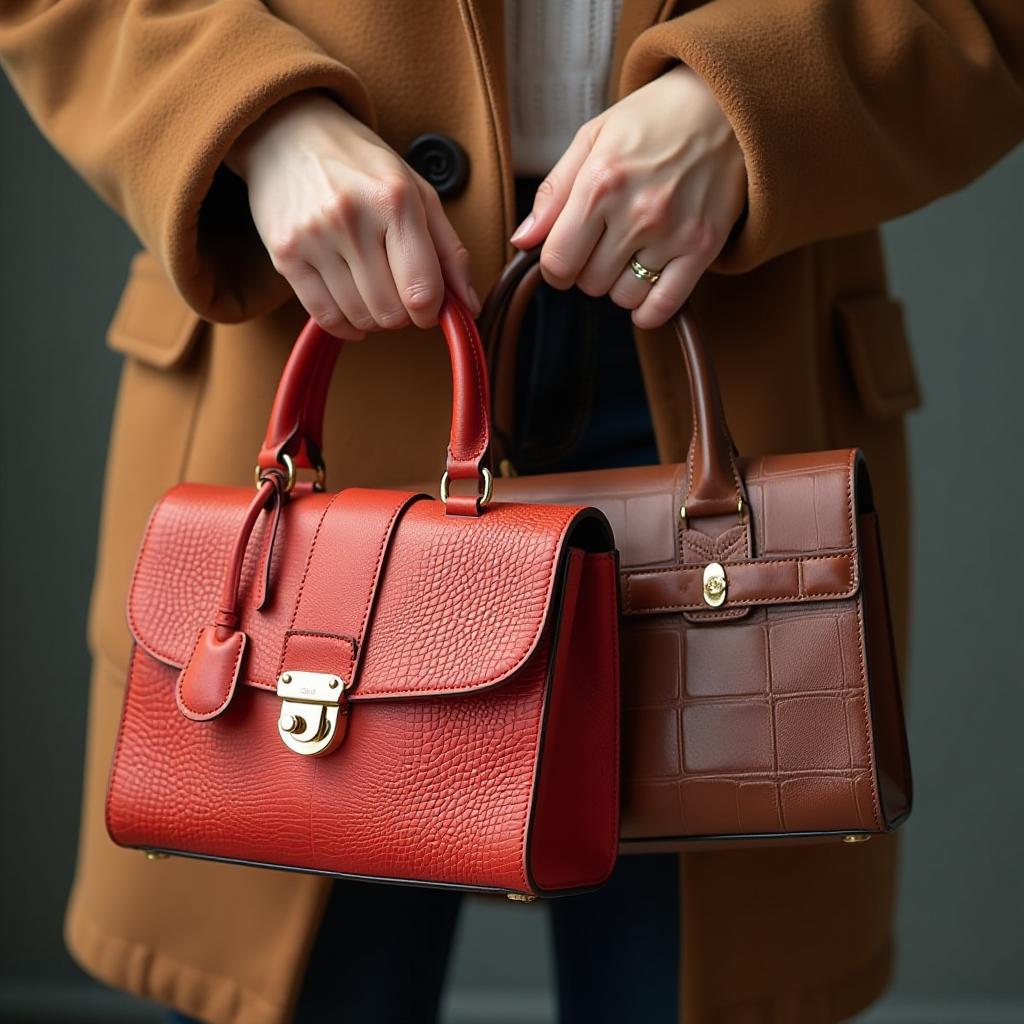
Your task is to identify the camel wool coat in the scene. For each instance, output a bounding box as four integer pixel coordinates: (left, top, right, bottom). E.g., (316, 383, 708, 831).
(3, 1, 1023, 1022)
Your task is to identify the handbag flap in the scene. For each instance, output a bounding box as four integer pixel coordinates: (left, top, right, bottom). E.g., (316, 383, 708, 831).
(128, 484, 600, 701)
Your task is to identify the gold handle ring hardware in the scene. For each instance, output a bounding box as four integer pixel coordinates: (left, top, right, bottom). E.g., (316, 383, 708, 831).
(254, 453, 327, 495)
(439, 467, 494, 508)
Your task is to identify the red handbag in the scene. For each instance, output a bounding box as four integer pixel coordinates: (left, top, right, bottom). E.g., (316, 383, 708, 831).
(106, 295, 621, 901)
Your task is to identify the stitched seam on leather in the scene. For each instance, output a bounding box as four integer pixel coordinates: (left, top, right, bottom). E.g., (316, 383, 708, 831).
(844, 449, 857, 552)
(175, 628, 206, 716)
(537, 551, 620, 893)
(597, 552, 621, 886)
(841, 446, 882, 827)
(281, 630, 356, 683)
(275, 491, 346, 679)
(623, 553, 858, 612)
(854, 598, 883, 830)
(132, 499, 578, 698)
(680, 524, 746, 565)
(106, 644, 143, 841)
(638, 766, 874, 779)
(255, 494, 282, 609)
(682, 607, 751, 622)
(284, 629, 357, 645)
(175, 628, 243, 719)
(356, 507, 577, 698)
(276, 494, 417, 689)
(127, 490, 183, 664)
(626, 551, 856, 576)
(518, 639, 550, 892)
(450, 299, 489, 464)
(625, 590, 857, 614)
(352, 497, 413, 679)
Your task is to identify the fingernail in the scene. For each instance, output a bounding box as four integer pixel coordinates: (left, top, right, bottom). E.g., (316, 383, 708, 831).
(467, 285, 481, 314)
(510, 212, 535, 244)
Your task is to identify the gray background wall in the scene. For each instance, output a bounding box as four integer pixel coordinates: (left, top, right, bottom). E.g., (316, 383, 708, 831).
(1, 77, 1021, 1024)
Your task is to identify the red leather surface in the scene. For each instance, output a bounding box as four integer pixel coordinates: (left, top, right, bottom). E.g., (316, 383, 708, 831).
(258, 294, 490, 494)
(175, 625, 246, 722)
(280, 489, 421, 688)
(128, 486, 593, 702)
(529, 550, 620, 891)
(109, 638, 550, 891)
(112, 486, 619, 893)
(109, 547, 619, 894)
(110, 278, 621, 894)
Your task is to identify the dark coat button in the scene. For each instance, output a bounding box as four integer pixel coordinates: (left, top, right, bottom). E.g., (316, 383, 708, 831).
(405, 134, 469, 198)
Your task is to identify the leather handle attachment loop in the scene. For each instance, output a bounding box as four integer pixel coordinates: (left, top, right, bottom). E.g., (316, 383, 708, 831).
(257, 292, 492, 516)
(478, 247, 746, 521)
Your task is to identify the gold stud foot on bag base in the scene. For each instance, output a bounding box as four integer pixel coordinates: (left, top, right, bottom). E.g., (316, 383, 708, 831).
(506, 893, 537, 902)
(842, 834, 871, 844)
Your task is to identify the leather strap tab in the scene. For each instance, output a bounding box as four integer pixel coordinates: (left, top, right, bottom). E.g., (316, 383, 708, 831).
(257, 295, 491, 515)
(278, 489, 425, 688)
(479, 248, 746, 521)
(622, 551, 858, 616)
(175, 479, 279, 722)
(176, 625, 248, 721)
(675, 311, 746, 519)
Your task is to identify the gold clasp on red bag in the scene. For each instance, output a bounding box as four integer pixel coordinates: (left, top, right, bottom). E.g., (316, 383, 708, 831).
(276, 671, 349, 757)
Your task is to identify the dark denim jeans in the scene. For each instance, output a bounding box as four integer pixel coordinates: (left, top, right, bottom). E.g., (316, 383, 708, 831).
(169, 185, 678, 1023)
(169, 852, 678, 1024)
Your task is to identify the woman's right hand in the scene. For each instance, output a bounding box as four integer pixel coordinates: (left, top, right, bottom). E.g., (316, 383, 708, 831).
(228, 91, 479, 339)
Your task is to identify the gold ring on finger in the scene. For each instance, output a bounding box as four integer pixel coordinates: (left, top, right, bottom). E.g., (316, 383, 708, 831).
(629, 256, 662, 286)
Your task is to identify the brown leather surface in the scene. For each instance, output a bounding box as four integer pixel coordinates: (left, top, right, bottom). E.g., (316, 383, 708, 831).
(490, 454, 911, 843)
(483, 249, 749, 520)
(481, 255, 912, 846)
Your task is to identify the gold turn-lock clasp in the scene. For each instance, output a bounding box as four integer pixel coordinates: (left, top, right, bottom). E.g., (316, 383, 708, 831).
(702, 562, 727, 608)
(276, 671, 349, 757)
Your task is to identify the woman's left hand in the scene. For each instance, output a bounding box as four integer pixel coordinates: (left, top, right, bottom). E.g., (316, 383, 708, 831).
(510, 65, 747, 329)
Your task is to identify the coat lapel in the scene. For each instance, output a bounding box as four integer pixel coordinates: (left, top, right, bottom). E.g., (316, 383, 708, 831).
(611, 0, 679, 98)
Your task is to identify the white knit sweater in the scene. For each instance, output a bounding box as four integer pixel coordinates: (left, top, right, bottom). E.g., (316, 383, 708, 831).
(504, 0, 623, 176)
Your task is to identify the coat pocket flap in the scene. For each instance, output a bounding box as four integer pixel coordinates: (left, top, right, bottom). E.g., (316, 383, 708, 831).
(835, 295, 921, 420)
(107, 251, 203, 368)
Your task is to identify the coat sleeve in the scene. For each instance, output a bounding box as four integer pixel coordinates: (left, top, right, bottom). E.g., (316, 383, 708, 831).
(620, 0, 1024, 272)
(0, 1, 374, 321)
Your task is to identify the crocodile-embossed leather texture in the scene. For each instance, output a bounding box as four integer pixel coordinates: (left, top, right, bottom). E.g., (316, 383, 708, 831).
(128, 488, 598, 700)
(109, 484, 620, 896)
(477, 253, 911, 847)
(490, 450, 913, 845)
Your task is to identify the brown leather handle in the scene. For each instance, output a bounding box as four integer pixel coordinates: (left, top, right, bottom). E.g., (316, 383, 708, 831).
(479, 248, 746, 520)
(257, 292, 492, 516)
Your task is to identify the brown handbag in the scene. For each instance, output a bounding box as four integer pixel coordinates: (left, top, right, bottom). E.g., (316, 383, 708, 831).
(475, 249, 912, 851)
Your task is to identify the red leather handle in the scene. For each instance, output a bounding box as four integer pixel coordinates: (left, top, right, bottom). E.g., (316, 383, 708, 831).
(478, 248, 746, 520)
(258, 292, 492, 515)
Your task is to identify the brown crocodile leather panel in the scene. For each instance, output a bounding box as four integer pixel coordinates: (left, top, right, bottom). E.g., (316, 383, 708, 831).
(490, 450, 912, 845)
